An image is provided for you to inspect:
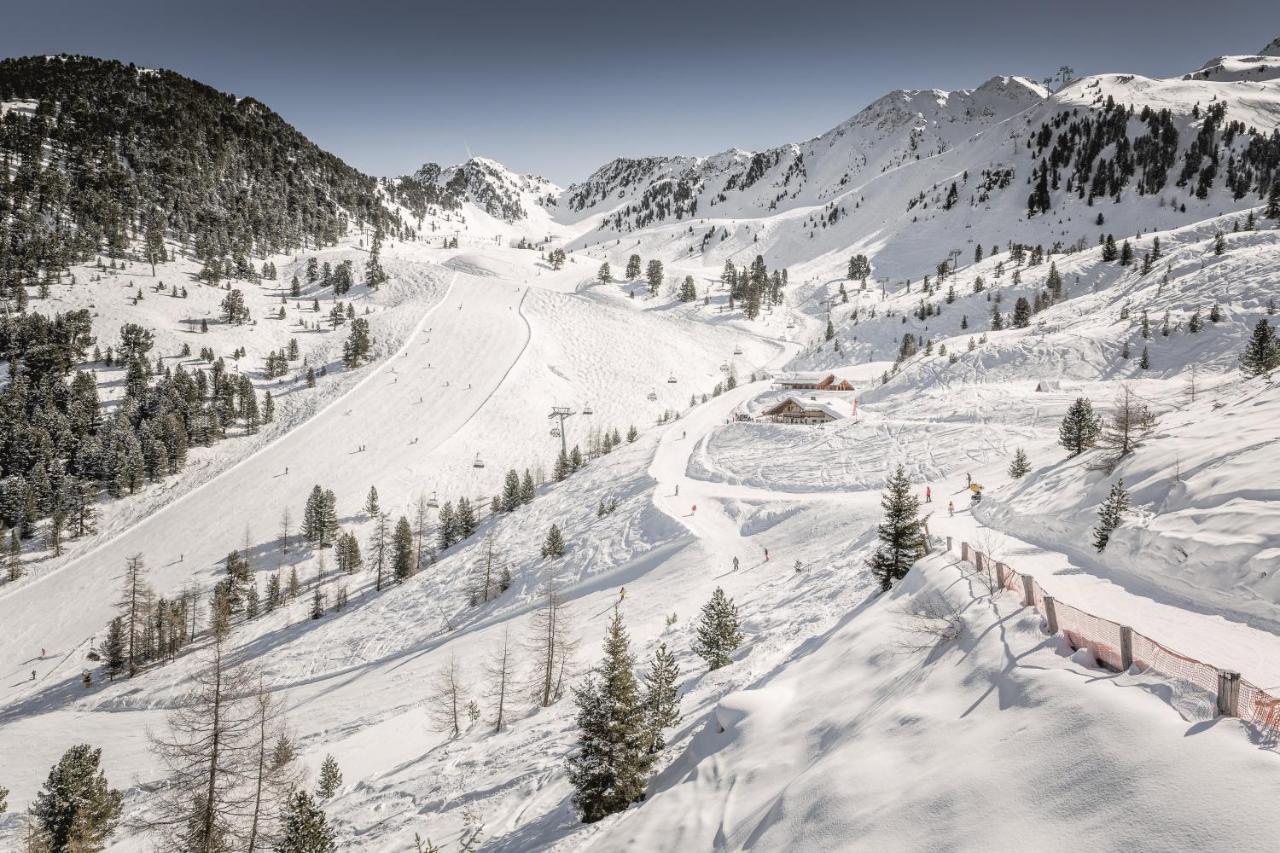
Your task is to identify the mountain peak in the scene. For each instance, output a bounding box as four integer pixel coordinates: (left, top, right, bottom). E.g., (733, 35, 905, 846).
(1262, 36, 1280, 56)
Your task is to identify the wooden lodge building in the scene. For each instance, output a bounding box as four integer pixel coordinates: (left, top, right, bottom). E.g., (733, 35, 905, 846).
(772, 371, 853, 392)
(762, 395, 855, 425)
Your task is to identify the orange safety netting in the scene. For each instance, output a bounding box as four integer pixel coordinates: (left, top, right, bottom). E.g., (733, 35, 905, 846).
(1054, 600, 1126, 671)
(958, 540, 1280, 748)
(1238, 679, 1280, 744)
(1128, 630, 1220, 696)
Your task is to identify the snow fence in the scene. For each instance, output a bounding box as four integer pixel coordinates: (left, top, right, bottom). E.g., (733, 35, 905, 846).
(958, 540, 1280, 747)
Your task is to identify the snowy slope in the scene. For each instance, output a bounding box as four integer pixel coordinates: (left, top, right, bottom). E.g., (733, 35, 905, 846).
(4, 33, 1280, 853)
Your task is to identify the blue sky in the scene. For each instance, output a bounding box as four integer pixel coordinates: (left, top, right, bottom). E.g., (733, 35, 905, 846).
(3, 0, 1277, 183)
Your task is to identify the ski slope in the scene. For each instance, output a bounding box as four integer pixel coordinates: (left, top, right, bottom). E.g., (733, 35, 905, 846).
(4, 33, 1280, 853)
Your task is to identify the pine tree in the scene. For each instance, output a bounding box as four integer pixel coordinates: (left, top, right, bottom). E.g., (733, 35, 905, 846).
(392, 516, 415, 581)
(1008, 448, 1031, 479)
(456, 497, 477, 539)
(364, 486, 380, 518)
(103, 616, 126, 680)
(692, 587, 743, 670)
(317, 755, 342, 799)
(520, 470, 536, 504)
(435, 503, 456, 552)
(1012, 297, 1032, 328)
(1092, 479, 1129, 552)
(645, 259, 664, 296)
(1139, 345, 1150, 369)
(1058, 397, 1101, 456)
(1119, 240, 1134, 266)
(1241, 318, 1280, 377)
(501, 469, 521, 512)
(541, 524, 565, 559)
(641, 642, 680, 753)
(567, 607, 652, 823)
(1101, 234, 1118, 262)
(868, 466, 925, 590)
(625, 254, 641, 280)
(1266, 181, 1280, 219)
(275, 791, 336, 853)
(309, 587, 325, 620)
(597, 262, 612, 285)
(29, 744, 123, 853)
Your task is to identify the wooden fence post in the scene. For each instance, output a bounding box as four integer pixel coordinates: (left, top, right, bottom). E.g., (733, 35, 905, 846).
(961, 542, 970, 562)
(995, 562, 1007, 590)
(975, 552, 985, 574)
(1042, 596, 1058, 634)
(1120, 626, 1134, 671)
(946, 536, 953, 553)
(1021, 574, 1035, 608)
(1217, 671, 1241, 717)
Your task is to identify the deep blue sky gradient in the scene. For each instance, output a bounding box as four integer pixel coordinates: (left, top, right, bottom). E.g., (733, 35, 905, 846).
(3, 0, 1277, 183)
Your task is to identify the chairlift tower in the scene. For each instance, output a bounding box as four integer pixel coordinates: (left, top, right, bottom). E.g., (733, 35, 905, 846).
(548, 406, 576, 458)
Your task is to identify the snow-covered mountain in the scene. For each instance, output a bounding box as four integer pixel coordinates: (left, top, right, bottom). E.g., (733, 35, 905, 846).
(3, 34, 1280, 853)
(412, 41, 1280, 283)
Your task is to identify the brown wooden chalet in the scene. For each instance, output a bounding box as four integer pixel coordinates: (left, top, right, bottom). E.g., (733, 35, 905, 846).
(772, 372, 853, 392)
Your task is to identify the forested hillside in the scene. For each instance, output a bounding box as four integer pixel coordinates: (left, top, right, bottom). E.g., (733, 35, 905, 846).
(0, 55, 397, 291)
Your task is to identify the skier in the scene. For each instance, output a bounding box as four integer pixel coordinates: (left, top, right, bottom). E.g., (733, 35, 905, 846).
(691, 504, 697, 515)
(41, 647, 45, 658)
(619, 586, 626, 601)
(285, 466, 289, 475)
(675, 484, 679, 497)
(764, 547, 770, 562)
(31, 670, 36, 681)
(948, 500, 955, 517)
(732, 556, 739, 572)
(794, 559, 803, 573)
(966, 472, 972, 487)
(925, 485, 932, 503)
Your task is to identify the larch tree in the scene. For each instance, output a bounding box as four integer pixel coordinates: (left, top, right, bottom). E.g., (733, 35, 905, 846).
(147, 634, 258, 852)
(246, 686, 302, 853)
(1096, 385, 1156, 470)
(529, 571, 573, 708)
(487, 626, 516, 733)
(429, 655, 466, 739)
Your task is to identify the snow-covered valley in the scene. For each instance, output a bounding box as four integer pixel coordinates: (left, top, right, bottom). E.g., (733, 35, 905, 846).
(2, 34, 1280, 853)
